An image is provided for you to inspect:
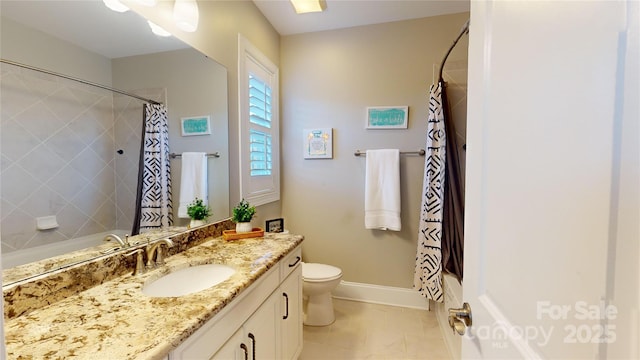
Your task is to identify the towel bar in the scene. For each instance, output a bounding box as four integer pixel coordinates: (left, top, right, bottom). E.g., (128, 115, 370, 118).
(354, 149, 425, 157)
(170, 152, 220, 159)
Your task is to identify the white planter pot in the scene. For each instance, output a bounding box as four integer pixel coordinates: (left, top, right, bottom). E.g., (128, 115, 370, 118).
(190, 219, 205, 228)
(235, 222, 252, 233)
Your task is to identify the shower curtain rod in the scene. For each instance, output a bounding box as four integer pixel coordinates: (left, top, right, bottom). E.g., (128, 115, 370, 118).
(438, 19, 470, 81)
(0, 58, 162, 105)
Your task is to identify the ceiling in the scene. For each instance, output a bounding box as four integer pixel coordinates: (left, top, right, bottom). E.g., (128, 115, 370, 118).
(252, 0, 470, 35)
(0, 1, 188, 59)
(0, 0, 470, 59)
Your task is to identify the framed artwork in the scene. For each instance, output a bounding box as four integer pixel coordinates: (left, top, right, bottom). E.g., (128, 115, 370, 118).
(303, 128, 333, 159)
(181, 116, 211, 136)
(266, 218, 284, 233)
(366, 106, 409, 129)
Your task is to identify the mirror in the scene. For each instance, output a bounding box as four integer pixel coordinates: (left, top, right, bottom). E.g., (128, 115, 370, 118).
(0, 1, 230, 284)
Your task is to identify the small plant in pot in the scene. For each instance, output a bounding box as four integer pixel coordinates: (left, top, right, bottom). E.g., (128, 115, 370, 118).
(232, 199, 256, 233)
(187, 198, 211, 228)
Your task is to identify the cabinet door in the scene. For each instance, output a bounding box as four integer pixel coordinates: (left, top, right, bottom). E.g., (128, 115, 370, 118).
(280, 266, 302, 360)
(211, 328, 245, 360)
(243, 290, 280, 360)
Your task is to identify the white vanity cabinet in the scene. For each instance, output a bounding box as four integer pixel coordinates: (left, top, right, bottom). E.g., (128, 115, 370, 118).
(279, 250, 303, 360)
(169, 245, 302, 360)
(209, 328, 244, 360)
(212, 290, 280, 360)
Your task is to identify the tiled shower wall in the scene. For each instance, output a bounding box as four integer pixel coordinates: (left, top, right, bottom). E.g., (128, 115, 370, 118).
(0, 64, 146, 253)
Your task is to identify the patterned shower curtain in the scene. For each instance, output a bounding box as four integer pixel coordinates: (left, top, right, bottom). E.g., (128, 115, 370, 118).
(413, 81, 446, 302)
(132, 103, 173, 234)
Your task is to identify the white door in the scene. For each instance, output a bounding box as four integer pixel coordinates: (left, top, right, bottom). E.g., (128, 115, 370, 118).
(459, 1, 639, 358)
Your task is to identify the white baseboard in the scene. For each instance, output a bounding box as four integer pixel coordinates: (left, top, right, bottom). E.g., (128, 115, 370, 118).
(332, 281, 430, 310)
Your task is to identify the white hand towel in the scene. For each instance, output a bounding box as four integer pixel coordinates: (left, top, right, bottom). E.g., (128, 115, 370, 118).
(177, 152, 208, 218)
(365, 149, 401, 231)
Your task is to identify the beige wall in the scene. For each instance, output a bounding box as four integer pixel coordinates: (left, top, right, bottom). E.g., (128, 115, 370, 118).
(280, 13, 469, 288)
(127, 0, 282, 225)
(0, 17, 112, 85)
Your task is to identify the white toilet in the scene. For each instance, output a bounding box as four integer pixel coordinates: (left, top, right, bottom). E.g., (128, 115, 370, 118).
(302, 262, 343, 326)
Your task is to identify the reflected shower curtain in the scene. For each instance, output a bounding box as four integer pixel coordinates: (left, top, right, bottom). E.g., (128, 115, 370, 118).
(413, 81, 446, 302)
(132, 104, 173, 234)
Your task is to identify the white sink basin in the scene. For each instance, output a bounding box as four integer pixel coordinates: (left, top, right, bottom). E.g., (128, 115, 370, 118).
(142, 264, 236, 297)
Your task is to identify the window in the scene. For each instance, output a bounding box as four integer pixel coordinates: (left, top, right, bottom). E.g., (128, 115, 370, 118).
(249, 74, 272, 176)
(238, 35, 280, 206)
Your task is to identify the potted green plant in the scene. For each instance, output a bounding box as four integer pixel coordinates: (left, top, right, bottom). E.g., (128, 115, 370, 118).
(186, 198, 211, 228)
(232, 199, 256, 233)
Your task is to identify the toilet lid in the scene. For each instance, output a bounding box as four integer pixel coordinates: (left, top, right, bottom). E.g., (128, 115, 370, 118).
(302, 263, 342, 281)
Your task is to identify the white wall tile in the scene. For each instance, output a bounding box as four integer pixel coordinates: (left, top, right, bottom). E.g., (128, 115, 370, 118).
(1, 68, 123, 252)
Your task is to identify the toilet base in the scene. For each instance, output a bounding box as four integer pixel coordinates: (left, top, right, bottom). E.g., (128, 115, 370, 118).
(304, 292, 335, 326)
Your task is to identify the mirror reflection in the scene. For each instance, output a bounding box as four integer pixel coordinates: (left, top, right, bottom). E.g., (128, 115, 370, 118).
(0, 1, 229, 283)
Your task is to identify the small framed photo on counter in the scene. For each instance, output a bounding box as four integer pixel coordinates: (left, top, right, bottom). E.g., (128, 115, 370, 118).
(266, 218, 284, 233)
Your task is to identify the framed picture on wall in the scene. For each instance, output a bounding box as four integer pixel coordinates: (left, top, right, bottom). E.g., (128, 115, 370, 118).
(181, 115, 211, 136)
(303, 128, 333, 159)
(366, 106, 409, 129)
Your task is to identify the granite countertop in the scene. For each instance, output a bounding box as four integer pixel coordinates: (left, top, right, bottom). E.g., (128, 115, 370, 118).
(4, 232, 303, 359)
(2, 228, 185, 286)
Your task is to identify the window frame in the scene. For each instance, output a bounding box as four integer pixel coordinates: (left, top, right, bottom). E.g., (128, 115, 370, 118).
(238, 35, 280, 206)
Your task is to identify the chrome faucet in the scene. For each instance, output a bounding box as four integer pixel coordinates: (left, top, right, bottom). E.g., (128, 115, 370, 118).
(104, 233, 130, 248)
(146, 238, 174, 269)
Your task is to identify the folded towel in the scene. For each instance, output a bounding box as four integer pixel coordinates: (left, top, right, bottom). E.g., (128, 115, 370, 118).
(177, 152, 208, 218)
(365, 149, 401, 231)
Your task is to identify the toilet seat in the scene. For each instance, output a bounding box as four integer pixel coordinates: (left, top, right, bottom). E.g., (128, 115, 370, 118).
(302, 263, 342, 282)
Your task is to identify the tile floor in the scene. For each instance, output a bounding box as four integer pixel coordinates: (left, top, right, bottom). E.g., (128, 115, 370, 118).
(300, 299, 452, 360)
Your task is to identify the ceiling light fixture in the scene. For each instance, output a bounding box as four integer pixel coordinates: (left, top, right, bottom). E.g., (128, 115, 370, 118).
(173, 0, 199, 32)
(290, 0, 327, 14)
(103, 0, 129, 13)
(148, 21, 171, 37)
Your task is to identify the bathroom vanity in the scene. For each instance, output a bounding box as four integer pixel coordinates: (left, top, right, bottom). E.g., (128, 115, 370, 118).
(2, 221, 303, 359)
(171, 245, 302, 359)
